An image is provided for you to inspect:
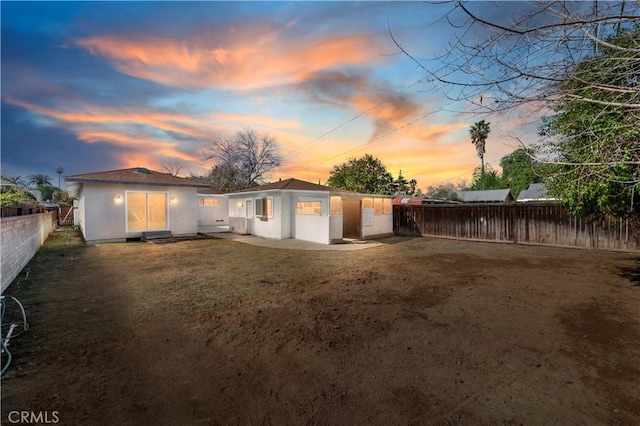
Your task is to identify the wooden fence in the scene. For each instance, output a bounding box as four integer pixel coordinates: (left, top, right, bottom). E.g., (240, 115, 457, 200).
(393, 204, 639, 251)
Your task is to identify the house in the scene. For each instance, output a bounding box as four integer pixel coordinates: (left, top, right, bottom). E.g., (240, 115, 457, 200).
(517, 183, 558, 203)
(197, 188, 229, 229)
(225, 178, 394, 244)
(66, 167, 210, 244)
(456, 189, 514, 203)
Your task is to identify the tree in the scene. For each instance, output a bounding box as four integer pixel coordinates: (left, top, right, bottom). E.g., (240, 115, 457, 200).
(1, 175, 26, 187)
(393, 170, 409, 194)
(426, 181, 467, 200)
(394, 1, 640, 114)
(539, 24, 640, 218)
(469, 120, 490, 176)
(27, 174, 53, 188)
(393, 1, 640, 217)
(198, 164, 249, 192)
(161, 161, 183, 177)
(327, 154, 394, 195)
(55, 166, 64, 188)
(0, 187, 37, 207)
(469, 166, 505, 191)
(202, 128, 283, 188)
(500, 149, 542, 197)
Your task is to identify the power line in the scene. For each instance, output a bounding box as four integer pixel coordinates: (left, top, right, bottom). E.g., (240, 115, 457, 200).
(285, 77, 426, 161)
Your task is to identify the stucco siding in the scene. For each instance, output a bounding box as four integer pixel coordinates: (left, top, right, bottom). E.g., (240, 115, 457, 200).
(79, 183, 199, 243)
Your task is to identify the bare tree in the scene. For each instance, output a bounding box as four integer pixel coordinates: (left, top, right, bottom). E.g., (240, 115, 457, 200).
(392, 1, 640, 114)
(202, 128, 283, 188)
(161, 160, 184, 176)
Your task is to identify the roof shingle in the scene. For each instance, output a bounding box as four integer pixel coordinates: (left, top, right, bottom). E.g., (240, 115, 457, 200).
(65, 167, 211, 188)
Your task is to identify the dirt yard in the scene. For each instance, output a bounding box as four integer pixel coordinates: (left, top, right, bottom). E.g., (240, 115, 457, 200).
(2, 230, 639, 425)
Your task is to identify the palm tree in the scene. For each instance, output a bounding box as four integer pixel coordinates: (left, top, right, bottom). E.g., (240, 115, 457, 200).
(55, 167, 64, 188)
(27, 173, 53, 188)
(469, 120, 491, 176)
(1, 175, 26, 187)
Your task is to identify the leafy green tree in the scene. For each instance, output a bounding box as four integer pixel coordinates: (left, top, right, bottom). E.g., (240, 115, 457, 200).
(469, 120, 491, 176)
(0, 188, 37, 207)
(393, 170, 409, 194)
(470, 166, 505, 191)
(37, 185, 59, 201)
(27, 174, 53, 188)
(327, 154, 394, 195)
(539, 25, 640, 218)
(500, 149, 542, 197)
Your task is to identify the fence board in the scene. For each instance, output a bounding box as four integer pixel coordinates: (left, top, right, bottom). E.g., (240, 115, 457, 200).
(394, 204, 639, 251)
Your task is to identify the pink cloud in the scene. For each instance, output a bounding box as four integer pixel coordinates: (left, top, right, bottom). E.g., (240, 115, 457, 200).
(76, 33, 380, 90)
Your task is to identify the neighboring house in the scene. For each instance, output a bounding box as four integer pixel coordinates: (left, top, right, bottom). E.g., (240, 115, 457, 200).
(66, 167, 210, 244)
(456, 189, 514, 203)
(226, 178, 394, 244)
(517, 183, 558, 203)
(197, 188, 229, 228)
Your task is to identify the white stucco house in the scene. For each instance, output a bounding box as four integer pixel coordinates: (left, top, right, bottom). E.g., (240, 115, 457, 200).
(226, 178, 394, 244)
(66, 167, 211, 244)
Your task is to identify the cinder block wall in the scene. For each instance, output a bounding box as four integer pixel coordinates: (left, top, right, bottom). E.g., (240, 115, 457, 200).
(1, 212, 56, 293)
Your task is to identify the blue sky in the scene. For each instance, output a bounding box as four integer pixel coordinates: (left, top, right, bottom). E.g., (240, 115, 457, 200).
(1, 1, 535, 190)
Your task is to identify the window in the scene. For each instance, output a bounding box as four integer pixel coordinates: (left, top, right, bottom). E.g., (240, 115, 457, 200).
(383, 198, 392, 215)
(362, 198, 373, 209)
(255, 197, 273, 218)
(127, 191, 167, 231)
(374, 198, 383, 215)
(199, 198, 220, 206)
(330, 196, 342, 215)
(297, 201, 322, 215)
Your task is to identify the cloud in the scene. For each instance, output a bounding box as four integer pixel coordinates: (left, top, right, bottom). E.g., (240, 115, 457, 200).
(76, 32, 380, 90)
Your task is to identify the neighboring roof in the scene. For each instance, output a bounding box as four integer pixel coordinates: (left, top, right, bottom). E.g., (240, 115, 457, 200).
(197, 188, 226, 195)
(229, 178, 356, 194)
(65, 167, 210, 188)
(392, 196, 426, 205)
(517, 183, 558, 202)
(456, 189, 514, 203)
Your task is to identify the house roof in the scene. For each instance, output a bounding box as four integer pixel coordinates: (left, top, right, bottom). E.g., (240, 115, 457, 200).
(456, 189, 514, 203)
(392, 196, 426, 205)
(65, 167, 210, 188)
(230, 178, 356, 194)
(517, 183, 558, 202)
(197, 188, 226, 195)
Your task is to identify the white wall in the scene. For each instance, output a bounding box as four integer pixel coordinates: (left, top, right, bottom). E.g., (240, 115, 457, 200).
(329, 215, 343, 241)
(197, 195, 229, 226)
(79, 183, 199, 243)
(361, 198, 394, 239)
(293, 193, 331, 244)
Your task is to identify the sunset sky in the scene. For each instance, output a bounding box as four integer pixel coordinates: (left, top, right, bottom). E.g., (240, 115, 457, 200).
(1, 1, 539, 191)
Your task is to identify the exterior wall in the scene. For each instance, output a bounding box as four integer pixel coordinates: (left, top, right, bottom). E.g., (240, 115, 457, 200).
(228, 196, 247, 234)
(80, 183, 198, 243)
(361, 213, 394, 238)
(293, 193, 331, 244)
(197, 195, 229, 226)
(1, 212, 56, 293)
(329, 215, 343, 241)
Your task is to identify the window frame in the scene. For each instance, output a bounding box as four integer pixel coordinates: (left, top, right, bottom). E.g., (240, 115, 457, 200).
(125, 190, 169, 233)
(296, 200, 322, 216)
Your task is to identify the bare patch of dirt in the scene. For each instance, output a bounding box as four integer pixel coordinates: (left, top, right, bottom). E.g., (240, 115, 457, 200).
(2, 234, 639, 425)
